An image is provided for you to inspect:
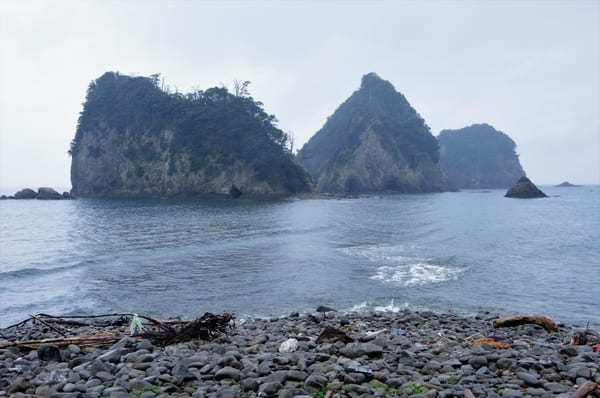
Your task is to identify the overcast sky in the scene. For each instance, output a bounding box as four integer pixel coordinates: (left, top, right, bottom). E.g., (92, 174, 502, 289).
(1, 0, 598, 190)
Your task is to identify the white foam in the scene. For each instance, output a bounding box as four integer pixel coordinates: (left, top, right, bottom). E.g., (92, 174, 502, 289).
(341, 244, 463, 287)
(349, 301, 369, 311)
(373, 299, 408, 313)
(370, 262, 463, 286)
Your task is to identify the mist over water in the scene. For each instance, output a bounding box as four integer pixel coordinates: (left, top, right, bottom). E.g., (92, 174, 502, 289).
(1, 186, 599, 328)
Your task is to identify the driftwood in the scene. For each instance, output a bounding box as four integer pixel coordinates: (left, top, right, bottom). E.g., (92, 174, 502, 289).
(492, 314, 558, 333)
(316, 326, 353, 344)
(140, 312, 234, 346)
(0, 312, 234, 350)
(4, 312, 167, 331)
(569, 381, 597, 398)
(0, 332, 126, 350)
(29, 313, 67, 336)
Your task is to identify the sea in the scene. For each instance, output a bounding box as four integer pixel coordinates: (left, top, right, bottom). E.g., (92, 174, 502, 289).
(1, 186, 599, 328)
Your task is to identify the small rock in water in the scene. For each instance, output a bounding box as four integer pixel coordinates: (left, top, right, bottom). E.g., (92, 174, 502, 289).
(316, 305, 336, 313)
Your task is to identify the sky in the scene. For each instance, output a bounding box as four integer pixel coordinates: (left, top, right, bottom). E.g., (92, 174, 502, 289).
(1, 0, 599, 191)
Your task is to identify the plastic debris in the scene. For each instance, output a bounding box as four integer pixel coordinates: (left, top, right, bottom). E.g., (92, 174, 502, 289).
(279, 338, 298, 353)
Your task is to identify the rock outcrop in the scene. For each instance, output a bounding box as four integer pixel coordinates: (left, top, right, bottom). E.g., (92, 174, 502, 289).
(555, 181, 580, 187)
(438, 124, 526, 189)
(13, 188, 38, 199)
(297, 73, 448, 194)
(505, 176, 547, 198)
(3, 187, 73, 200)
(70, 72, 312, 198)
(36, 187, 62, 200)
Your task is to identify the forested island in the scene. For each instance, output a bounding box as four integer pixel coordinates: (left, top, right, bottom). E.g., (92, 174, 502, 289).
(438, 124, 526, 190)
(69, 73, 543, 198)
(70, 72, 312, 198)
(297, 73, 449, 194)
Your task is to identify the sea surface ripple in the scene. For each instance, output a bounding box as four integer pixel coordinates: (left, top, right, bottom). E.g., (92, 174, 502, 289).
(1, 186, 599, 328)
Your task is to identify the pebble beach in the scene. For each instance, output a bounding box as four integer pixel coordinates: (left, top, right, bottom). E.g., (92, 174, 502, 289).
(1, 309, 599, 398)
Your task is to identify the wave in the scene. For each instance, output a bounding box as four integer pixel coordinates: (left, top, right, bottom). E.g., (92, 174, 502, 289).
(370, 262, 464, 286)
(340, 244, 464, 286)
(0, 262, 87, 280)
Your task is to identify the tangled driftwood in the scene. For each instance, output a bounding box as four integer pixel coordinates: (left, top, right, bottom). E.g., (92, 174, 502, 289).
(492, 314, 558, 333)
(0, 312, 234, 350)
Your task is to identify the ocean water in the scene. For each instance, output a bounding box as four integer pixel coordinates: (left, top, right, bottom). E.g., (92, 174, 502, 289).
(1, 186, 599, 328)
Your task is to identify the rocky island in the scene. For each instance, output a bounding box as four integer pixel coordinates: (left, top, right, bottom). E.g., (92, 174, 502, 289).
(555, 182, 580, 188)
(505, 177, 547, 198)
(297, 73, 449, 194)
(0, 187, 73, 200)
(438, 124, 525, 189)
(69, 72, 312, 198)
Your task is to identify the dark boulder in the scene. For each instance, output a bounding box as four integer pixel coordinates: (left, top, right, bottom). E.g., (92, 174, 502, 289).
(505, 176, 547, 198)
(37, 187, 62, 200)
(229, 185, 242, 199)
(37, 345, 62, 362)
(14, 188, 37, 199)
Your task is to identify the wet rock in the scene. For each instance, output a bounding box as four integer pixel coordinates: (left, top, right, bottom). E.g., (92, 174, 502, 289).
(240, 378, 259, 392)
(305, 373, 328, 389)
(502, 389, 523, 398)
(559, 346, 578, 357)
(98, 348, 126, 363)
(469, 356, 488, 369)
(215, 366, 241, 381)
(172, 363, 197, 381)
(543, 382, 569, 393)
(37, 345, 62, 362)
(517, 371, 541, 386)
(259, 382, 282, 395)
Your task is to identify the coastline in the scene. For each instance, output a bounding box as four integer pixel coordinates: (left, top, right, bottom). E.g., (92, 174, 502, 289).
(1, 309, 598, 398)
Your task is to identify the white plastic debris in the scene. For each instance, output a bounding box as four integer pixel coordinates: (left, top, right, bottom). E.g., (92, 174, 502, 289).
(278, 338, 298, 353)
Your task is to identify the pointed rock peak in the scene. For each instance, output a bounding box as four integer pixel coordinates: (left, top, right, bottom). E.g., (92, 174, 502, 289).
(360, 72, 395, 92)
(505, 176, 547, 198)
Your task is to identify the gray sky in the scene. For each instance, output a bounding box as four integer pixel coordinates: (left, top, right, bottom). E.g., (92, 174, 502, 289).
(1, 0, 599, 190)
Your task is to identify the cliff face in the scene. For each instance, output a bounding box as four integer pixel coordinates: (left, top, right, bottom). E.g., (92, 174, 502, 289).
(438, 124, 526, 189)
(297, 73, 448, 194)
(70, 72, 312, 198)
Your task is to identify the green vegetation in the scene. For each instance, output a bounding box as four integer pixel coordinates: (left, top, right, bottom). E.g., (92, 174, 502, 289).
(405, 383, 426, 395)
(438, 123, 525, 189)
(442, 377, 459, 385)
(298, 72, 440, 180)
(372, 382, 398, 397)
(314, 385, 329, 398)
(70, 72, 312, 194)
